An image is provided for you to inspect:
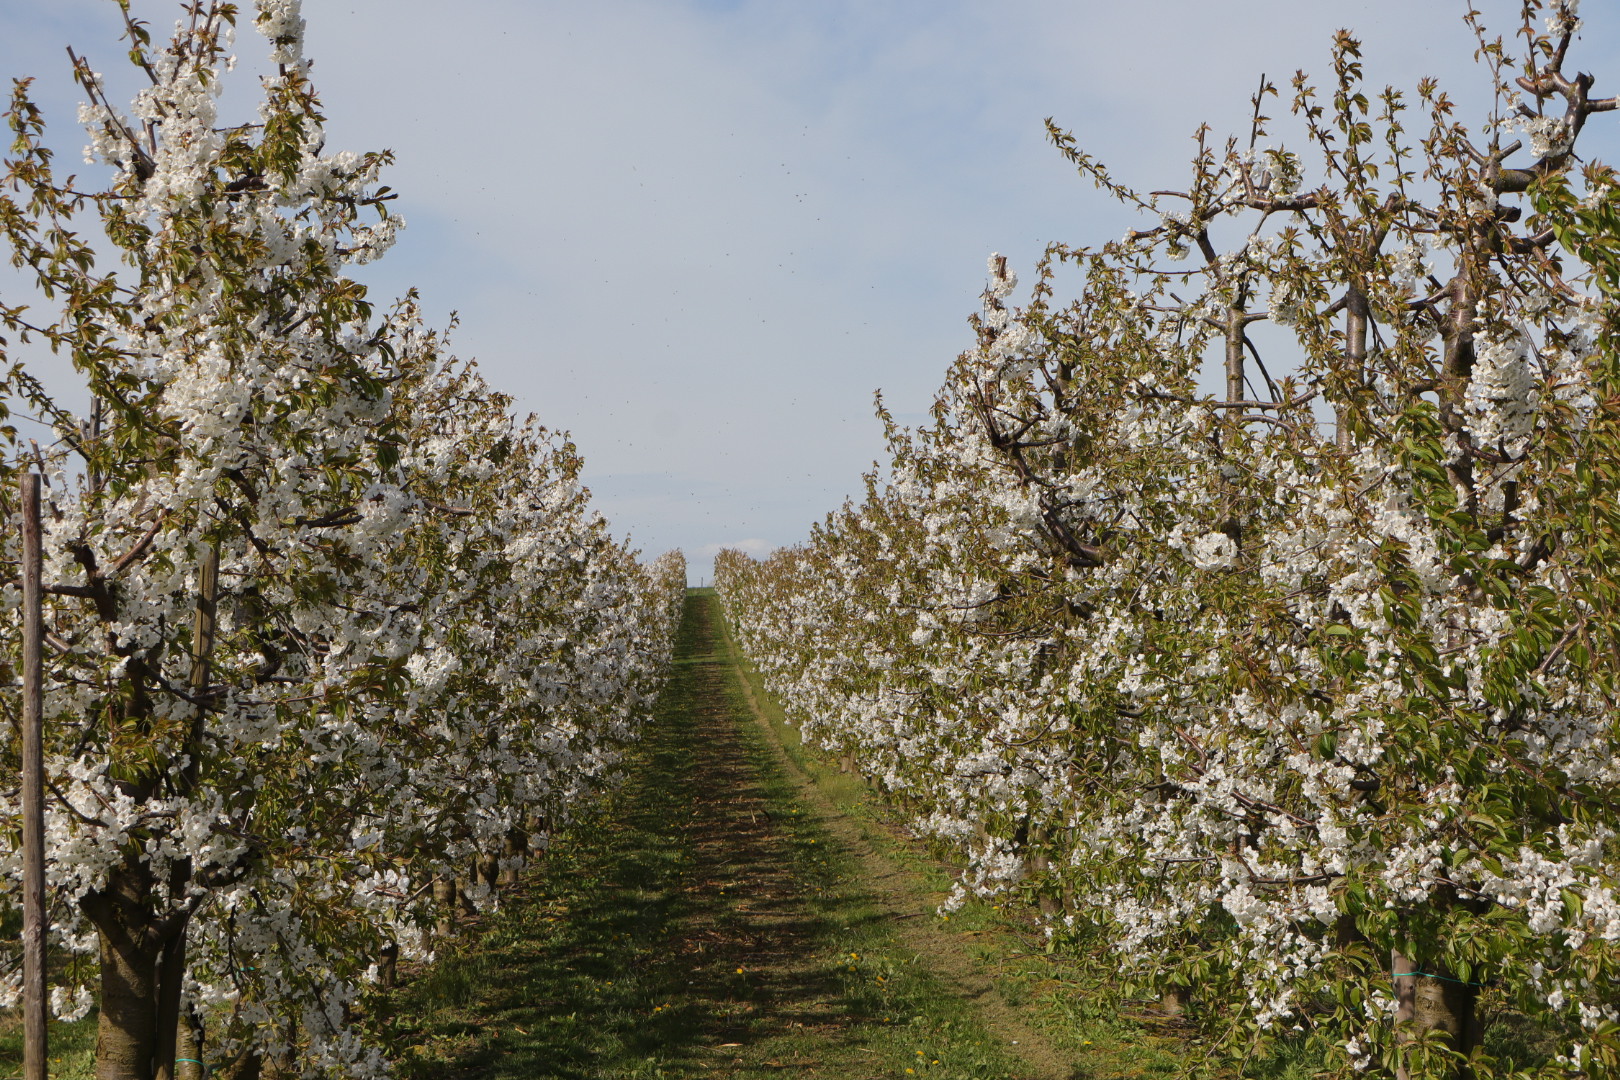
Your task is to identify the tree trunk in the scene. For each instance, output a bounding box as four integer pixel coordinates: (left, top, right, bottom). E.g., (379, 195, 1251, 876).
(88, 879, 163, 1080)
(1025, 825, 1061, 916)
(237, 1056, 262, 1080)
(275, 1015, 298, 1078)
(526, 813, 550, 858)
(378, 942, 399, 988)
(499, 827, 526, 886)
(433, 875, 457, 937)
(153, 921, 192, 1080)
(82, 867, 194, 1080)
(217, 1046, 261, 1080)
(174, 1007, 204, 1080)
(476, 852, 499, 892)
(1393, 947, 1480, 1080)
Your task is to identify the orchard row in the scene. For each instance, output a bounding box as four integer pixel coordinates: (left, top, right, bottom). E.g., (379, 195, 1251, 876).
(719, 6, 1620, 1079)
(1, 3, 685, 1078)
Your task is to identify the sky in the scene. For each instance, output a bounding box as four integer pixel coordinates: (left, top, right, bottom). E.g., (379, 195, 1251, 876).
(3, 1, 1617, 580)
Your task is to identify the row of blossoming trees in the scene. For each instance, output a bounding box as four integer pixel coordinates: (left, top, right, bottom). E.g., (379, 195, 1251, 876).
(718, 5, 1620, 1079)
(0, 3, 686, 1078)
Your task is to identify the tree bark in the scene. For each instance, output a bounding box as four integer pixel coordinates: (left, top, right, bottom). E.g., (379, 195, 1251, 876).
(1393, 946, 1480, 1080)
(378, 941, 399, 988)
(526, 813, 550, 858)
(217, 1046, 261, 1080)
(433, 875, 457, 937)
(499, 827, 527, 886)
(1025, 826, 1060, 916)
(174, 1007, 204, 1080)
(152, 931, 191, 1080)
(86, 865, 163, 1080)
(476, 852, 500, 892)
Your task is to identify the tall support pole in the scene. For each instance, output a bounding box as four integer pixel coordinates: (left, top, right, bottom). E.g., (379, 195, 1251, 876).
(1225, 306, 1247, 405)
(1339, 286, 1368, 451)
(20, 471, 48, 1080)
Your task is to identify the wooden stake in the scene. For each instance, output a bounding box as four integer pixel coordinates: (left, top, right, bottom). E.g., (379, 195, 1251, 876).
(20, 471, 48, 1080)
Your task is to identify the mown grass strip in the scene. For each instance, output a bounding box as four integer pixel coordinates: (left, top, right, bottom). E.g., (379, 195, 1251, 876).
(370, 591, 1039, 1078)
(705, 587, 1198, 1080)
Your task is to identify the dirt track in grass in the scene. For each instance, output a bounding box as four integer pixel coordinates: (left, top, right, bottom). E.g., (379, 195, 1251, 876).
(375, 592, 1087, 1079)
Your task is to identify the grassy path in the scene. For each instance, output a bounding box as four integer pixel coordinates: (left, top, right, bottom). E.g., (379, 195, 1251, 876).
(376, 592, 1182, 1079)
